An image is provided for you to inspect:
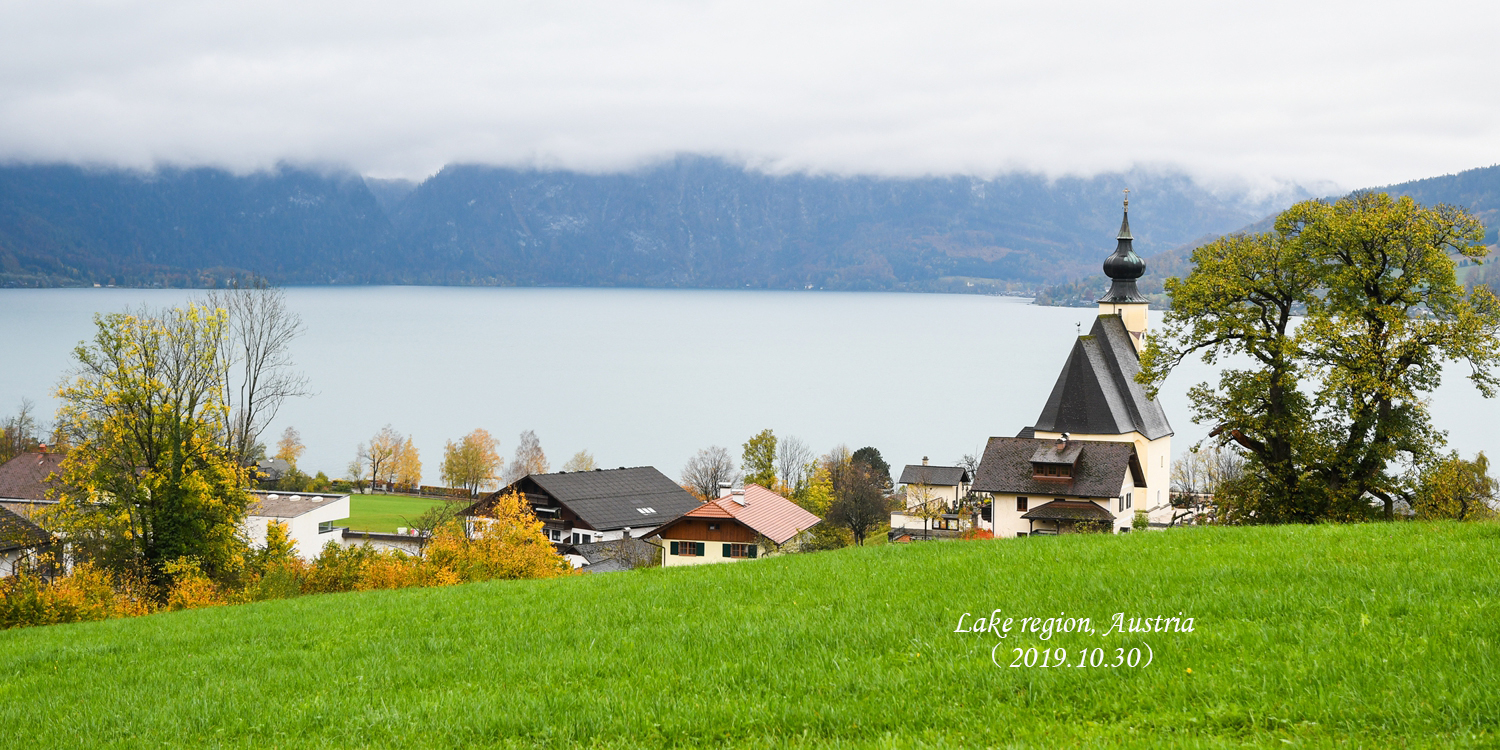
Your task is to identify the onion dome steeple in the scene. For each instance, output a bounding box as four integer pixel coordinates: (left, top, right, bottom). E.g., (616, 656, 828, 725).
(1098, 191, 1148, 304)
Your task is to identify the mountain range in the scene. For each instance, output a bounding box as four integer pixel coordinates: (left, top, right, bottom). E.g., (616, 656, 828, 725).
(0, 157, 1309, 291)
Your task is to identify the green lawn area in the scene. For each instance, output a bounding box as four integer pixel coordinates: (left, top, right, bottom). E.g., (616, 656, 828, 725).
(328, 493, 453, 533)
(3, 521, 1499, 747)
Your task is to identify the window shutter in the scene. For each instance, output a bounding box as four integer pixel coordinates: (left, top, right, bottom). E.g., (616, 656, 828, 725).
(670, 541, 679, 555)
(723, 543, 732, 557)
(696, 542, 705, 556)
(748, 545, 757, 559)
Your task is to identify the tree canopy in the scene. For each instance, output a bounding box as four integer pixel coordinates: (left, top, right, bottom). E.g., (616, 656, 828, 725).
(1140, 193, 1500, 522)
(741, 429, 777, 489)
(50, 305, 250, 587)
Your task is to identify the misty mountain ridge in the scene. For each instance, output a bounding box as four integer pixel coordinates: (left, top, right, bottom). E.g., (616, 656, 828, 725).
(0, 155, 1364, 291)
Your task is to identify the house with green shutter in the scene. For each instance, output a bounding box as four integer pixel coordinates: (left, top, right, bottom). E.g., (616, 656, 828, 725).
(646, 484, 820, 567)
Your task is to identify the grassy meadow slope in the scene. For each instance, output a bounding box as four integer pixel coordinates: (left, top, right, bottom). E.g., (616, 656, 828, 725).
(2, 522, 1498, 748)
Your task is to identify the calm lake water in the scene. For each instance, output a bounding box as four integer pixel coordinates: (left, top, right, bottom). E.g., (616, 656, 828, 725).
(2, 286, 1493, 485)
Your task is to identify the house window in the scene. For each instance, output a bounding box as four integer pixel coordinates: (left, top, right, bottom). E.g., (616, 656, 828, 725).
(1118, 496, 1123, 512)
(708, 523, 719, 531)
(723, 543, 757, 558)
(1017, 531, 1028, 538)
(1016, 497, 1028, 512)
(670, 541, 705, 556)
(1127, 492, 1132, 509)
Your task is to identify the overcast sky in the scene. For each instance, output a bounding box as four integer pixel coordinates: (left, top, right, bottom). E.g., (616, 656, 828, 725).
(2, 0, 1496, 191)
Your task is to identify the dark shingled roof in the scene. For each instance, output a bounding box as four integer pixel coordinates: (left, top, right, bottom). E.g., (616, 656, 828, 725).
(1032, 315, 1172, 441)
(0, 504, 51, 553)
(0, 452, 64, 501)
(898, 465, 969, 487)
(466, 467, 701, 532)
(1029, 441, 1083, 465)
(971, 437, 1145, 499)
(1022, 500, 1116, 521)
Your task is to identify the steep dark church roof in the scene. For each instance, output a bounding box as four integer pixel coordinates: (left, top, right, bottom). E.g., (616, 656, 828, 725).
(1031, 315, 1173, 440)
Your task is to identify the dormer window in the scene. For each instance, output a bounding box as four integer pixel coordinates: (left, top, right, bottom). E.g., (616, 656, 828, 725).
(1031, 462, 1073, 479)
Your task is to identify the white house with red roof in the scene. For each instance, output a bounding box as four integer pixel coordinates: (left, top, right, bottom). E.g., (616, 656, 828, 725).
(645, 484, 820, 567)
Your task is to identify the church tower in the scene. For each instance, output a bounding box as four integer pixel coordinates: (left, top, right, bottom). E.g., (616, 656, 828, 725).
(1098, 193, 1150, 352)
(1027, 193, 1173, 521)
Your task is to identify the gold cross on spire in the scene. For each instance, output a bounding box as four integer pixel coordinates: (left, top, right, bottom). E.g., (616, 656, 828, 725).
(1123, 188, 1130, 211)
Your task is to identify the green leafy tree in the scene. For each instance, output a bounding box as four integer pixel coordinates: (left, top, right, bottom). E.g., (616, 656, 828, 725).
(1414, 452, 1497, 520)
(1141, 193, 1500, 522)
(851, 446, 892, 489)
(49, 305, 251, 589)
(741, 429, 777, 488)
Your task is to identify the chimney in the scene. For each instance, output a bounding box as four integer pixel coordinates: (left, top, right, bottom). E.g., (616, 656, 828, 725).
(1056, 433, 1070, 450)
(732, 488, 747, 506)
(718, 481, 733, 499)
(922, 456, 929, 465)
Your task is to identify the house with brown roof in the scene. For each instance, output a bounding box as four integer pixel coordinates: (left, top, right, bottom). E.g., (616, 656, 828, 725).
(0, 451, 65, 523)
(645, 484, 821, 567)
(972, 433, 1146, 536)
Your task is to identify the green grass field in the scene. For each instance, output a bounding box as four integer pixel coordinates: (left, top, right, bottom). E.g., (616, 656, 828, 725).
(329, 493, 453, 533)
(3, 522, 1498, 748)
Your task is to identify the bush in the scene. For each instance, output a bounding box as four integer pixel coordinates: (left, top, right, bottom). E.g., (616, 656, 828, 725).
(0, 564, 150, 629)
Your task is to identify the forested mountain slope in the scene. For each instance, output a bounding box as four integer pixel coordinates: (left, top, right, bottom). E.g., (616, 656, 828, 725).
(0, 157, 1302, 289)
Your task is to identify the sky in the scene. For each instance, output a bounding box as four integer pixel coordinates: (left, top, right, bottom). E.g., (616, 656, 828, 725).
(2, 0, 1497, 191)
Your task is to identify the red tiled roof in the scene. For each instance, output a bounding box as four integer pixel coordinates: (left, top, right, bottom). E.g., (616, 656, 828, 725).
(684, 501, 735, 519)
(712, 484, 821, 546)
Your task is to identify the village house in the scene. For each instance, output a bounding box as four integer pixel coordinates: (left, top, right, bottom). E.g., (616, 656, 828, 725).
(0, 504, 54, 577)
(973, 198, 1174, 536)
(890, 457, 972, 539)
(462, 466, 702, 548)
(646, 484, 821, 566)
(244, 490, 351, 560)
(0, 451, 64, 523)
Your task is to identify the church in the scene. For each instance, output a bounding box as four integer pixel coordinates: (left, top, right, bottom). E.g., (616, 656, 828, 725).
(970, 198, 1173, 536)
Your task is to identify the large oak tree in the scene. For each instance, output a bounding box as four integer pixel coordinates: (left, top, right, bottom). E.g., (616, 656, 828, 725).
(1140, 193, 1500, 521)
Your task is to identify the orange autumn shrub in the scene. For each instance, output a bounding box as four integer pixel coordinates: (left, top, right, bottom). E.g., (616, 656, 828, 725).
(0, 563, 151, 629)
(423, 489, 571, 582)
(163, 557, 227, 611)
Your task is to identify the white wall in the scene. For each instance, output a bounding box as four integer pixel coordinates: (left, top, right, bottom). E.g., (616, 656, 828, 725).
(661, 539, 757, 567)
(1031, 431, 1171, 525)
(243, 496, 351, 561)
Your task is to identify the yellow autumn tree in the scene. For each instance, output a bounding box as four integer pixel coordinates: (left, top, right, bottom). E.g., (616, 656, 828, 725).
(49, 304, 250, 589)
(394, 436, 422, 488)
(440, 428, 502, 495)
(424, 489, 570, 581)
(274, 426, 305, 467)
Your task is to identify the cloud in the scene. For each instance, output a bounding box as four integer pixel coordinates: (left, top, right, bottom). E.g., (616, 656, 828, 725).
(1, 0, 1496, 189)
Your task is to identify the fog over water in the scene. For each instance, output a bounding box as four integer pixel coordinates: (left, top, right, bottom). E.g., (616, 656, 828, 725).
(2, 287, 1492, 485)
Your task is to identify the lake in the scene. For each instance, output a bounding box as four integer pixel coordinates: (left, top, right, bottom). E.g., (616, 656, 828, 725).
(1, 286, 1493, 486)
